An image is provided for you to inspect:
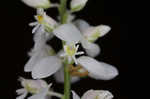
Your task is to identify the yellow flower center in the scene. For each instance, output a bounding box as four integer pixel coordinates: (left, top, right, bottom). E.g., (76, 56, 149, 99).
(25, 83, 38, 94)
(65, 45, 76, 56)
(37, 15, 44, 24)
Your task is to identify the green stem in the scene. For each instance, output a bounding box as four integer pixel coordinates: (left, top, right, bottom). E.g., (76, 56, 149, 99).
(59, 0, 67, 24)
(64, 61, 70, 99)
(59, 0, 70, 99)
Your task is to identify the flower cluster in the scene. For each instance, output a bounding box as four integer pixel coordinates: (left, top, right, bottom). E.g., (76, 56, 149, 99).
(16, 0, 119, 99)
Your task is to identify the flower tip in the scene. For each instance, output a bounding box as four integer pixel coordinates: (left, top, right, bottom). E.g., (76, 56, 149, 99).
(98, 25, 111, 37)
(102, 65, 119, 80)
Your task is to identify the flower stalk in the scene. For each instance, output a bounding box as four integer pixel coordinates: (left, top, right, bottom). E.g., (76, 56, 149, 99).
(59, 0, 71, 99)
(59, 0, 68, 24)
(63, 61, 71, 99)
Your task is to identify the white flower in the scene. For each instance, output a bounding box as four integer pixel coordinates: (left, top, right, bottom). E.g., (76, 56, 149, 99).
(24, 25, 62, 79)
(21, 0, 51, 9)
(16, 77, 52, 99)
(61, 43, 84, 64)
(72, 90, 113, 99)
(70, 0, 88, 12)
(24, 30, 55, 72)
(30, 8, 58, 34)
(53, 50, 80, 83)
(75, 19, 111, 57)
(75, 20, 111, 41)
(77, 56, 119, 80)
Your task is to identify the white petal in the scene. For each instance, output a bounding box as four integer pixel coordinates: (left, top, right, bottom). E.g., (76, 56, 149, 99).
(43, 14, 58, 31)
(85, 43, 101, 57)
(33, 30, 52, 44)
(24, 54, 42, 72)
(32, 24, 41, 34)
(24, 45, 51, 72)
(53, 24, 82, 43)
(28, 83, 52, 99)
(29, 22, 38, 26)
(81, 90, 96, 99)
(16, 88, 26, 95)
(16, 90, 28, 99)
(21, 0, 50, 9)
(97, 25, 111, 37)
(74, 19, 90, 33)
(82, 90, 113, 99)
(54, 67, 80, 83)
(95, 90, 113, 99)
(77, 56, 119, 80)
(81, 39, 100, 57)
(28, 89, 47, 99)
(72, 91, 80, 99)
(32, 56, 62, 79)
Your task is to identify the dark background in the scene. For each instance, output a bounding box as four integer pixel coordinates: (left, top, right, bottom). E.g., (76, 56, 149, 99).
(0, 0, 129, 99)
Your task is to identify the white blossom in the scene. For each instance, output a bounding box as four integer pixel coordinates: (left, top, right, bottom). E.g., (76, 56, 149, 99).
(70, 0, 88, 12)
(16, 77, 52, 99)
(61, 43, 84, 64)
(75, 19, 111, 57)
(30, 8, 58, 34)
(24, 30, 55, 72)
(77, 56, 119, 80)
(21, 0, 51, 9)
(24, 25, 62, 79)
(72, 90, 113, 99)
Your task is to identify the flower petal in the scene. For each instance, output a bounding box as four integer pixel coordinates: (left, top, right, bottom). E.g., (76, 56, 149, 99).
(82, 90, 113, 99)
(24, 45, 52, 72)
(81, 39, 100, 57)
(77, 56, 119, 80)
(97, 25, 111, 37)
(74, 19, 90, 33)
(16, 90, 28, 99)
(54, 67, 80, 83)
(85, 43, 100, 57)
(72, 91, 80, 99)
(53, 24, 82, 43)
(32, 56, 62, 79)
(28, 83, 52, 99)
(21, 0, 51, 9)
(16, 88, 26, 95)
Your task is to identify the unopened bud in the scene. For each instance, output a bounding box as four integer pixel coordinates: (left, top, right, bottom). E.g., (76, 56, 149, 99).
(22, 0, 51, 9)
(71, 0, 88, 12)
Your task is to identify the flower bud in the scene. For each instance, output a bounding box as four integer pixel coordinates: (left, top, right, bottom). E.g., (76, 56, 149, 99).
(22, 0, 51, 9)
(70, 0, 88, 12)
(19, 77, 48, 94)
(82, 90, 113, 99)
(35, 13, 58, 32)
(83, 25, 111, 42)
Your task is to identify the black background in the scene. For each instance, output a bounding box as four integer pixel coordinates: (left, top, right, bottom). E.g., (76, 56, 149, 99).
(0, 0, 129, 99)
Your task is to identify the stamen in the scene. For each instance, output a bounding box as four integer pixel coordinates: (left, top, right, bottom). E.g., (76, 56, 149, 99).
(69, 65, 89, 77)
(70, 71, 89, 77)
(69, 65, 82, 72)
